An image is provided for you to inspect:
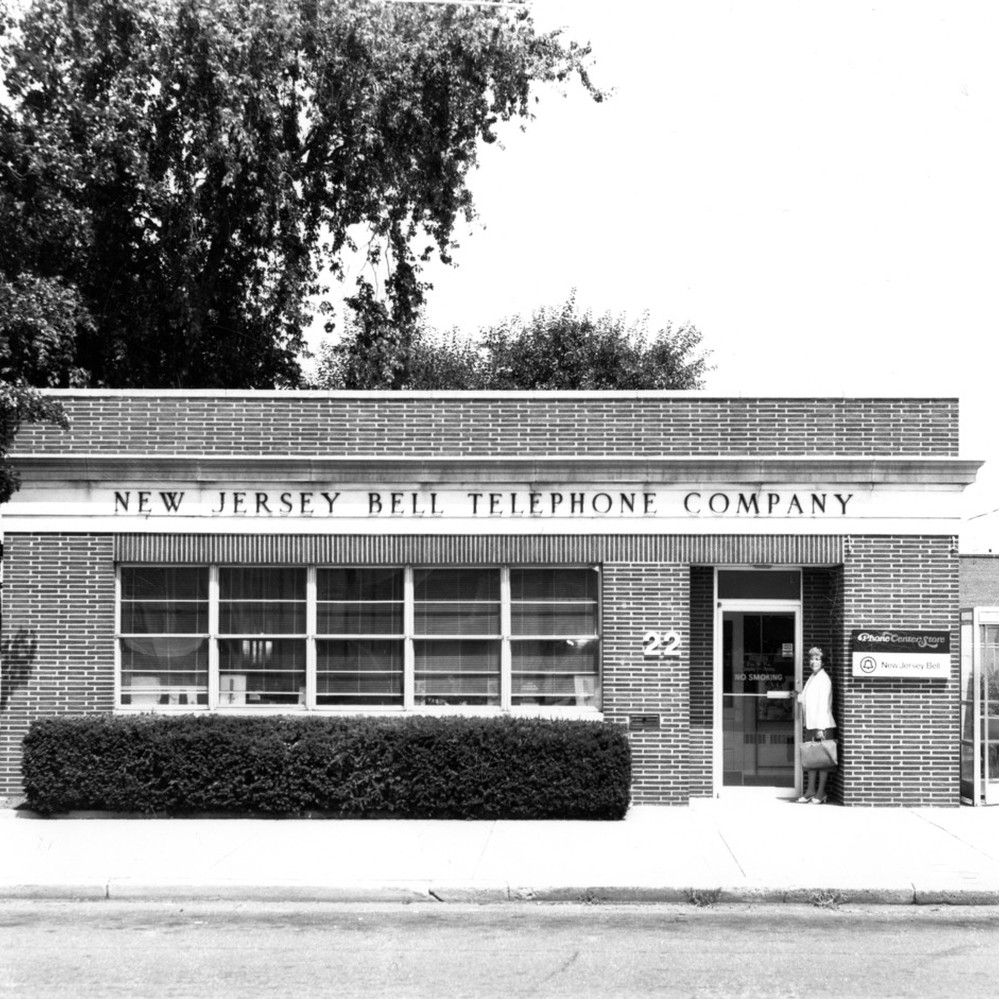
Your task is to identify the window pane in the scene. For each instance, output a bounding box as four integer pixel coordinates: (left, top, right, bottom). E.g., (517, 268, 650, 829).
(120, 636, 208, 706)
(511, 568, 597, 601)
(414, 568, 499, 601)
(121, 566, 207, 601)
(982, 625, 999, 704)
(512, 604, 597, 636)
(316, 639, 403, 706)
(218, 567, 306, 635)
(511, 568, 598, 636)
(512, 639, 599, 707)
(120, 567, 208, 635)
(121, 601, 208, 634)
(415, 602, 500, 635)
(318, 568, 403, 602)
(415, 568, 500, 636)
(119, 567, 209, 708)
(415, 639, 500, 705)
(717, 570, 801, 600)
(318, 569, 404, 635)
(318, 603, 403, 634)
(219, 602, 306, 634)
(218, 638, 305, 705)
(220, 567, 306, 600)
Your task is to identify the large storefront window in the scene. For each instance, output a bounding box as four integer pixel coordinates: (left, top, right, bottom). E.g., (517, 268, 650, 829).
(118, 565, 600, 711)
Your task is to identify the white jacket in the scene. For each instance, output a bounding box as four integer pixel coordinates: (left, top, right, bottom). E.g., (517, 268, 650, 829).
(800, 667, 836, 730)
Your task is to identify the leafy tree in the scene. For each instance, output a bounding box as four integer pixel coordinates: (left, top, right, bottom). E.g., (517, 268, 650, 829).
(314, 295, 712, 390)
(0, 273, 82, 501)
(479, 296, 711, 390)
(0, 383, 68, 504)
(314, 306, 482, 390)
(0, 0, 600, 390)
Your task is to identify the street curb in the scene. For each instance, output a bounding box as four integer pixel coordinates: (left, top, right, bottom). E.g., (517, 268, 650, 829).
(913, 888, 999, 905)
(3, 884, 999, 905)
(109, 884, 434, 903)
(509, 886, 693, 904)
(0, 885, 109, 901)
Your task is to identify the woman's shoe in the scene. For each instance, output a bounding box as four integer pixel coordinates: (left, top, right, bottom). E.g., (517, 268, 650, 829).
(809, 795, 828, 804)
(796, 795, 812, 803)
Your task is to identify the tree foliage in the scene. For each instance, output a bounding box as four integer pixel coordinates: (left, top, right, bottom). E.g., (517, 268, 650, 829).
(314, 295, 713, 390)
(0, 273, 81, 502)
(0, 381, 68, 504)
(0, 0, 600, 390)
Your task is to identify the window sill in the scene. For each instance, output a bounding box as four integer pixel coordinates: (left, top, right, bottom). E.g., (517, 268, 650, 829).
(115, 704, 604, 721)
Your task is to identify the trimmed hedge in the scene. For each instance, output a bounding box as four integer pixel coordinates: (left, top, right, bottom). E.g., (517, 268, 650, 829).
(21, 714, 631, 819)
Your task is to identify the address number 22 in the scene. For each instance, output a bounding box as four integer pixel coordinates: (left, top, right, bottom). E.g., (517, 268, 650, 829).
(643, 630, 682, 658)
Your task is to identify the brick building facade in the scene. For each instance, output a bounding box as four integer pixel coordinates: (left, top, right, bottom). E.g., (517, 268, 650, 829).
(0, 391, 982, 805)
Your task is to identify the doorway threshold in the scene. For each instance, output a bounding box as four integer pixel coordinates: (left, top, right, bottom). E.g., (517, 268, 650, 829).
(711, 787, 797, 806)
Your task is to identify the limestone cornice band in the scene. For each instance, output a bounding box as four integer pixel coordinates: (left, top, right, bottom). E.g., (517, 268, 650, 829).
(9, 453, 983, 488)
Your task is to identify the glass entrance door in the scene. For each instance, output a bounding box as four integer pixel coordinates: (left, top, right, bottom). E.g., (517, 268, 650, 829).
(963, 609, 999, 805)
(719, 609, 799, 795)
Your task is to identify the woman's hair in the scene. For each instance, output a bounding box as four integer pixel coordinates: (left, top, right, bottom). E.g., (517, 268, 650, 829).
(808, 646, 830, 666)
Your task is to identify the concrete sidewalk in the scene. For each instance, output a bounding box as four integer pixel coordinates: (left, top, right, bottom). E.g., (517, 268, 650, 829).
(3, 798, 999, 905)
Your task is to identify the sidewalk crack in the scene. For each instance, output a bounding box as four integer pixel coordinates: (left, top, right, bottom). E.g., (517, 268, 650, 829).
(715, 828, 747, 878)
(911, 811, 999, 864)
(469, 821, 497, 879)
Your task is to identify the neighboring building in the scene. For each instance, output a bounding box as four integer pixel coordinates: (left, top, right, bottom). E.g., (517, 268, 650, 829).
(0, 391, 984, 806)
(959, 554, 999, 805)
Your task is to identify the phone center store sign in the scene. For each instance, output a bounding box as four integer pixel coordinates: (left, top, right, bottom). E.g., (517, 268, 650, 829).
(850, 629, 951, 679)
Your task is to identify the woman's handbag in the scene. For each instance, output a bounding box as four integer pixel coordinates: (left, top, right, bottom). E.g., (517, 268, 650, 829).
(801, 738, 838, 771)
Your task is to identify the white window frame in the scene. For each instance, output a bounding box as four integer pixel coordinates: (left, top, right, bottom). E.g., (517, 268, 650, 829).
(115, 563, 602, 718)
(216, 564, 309, 708)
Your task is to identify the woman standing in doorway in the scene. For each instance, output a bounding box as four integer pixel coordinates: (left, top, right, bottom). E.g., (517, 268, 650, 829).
(797, 646, 836, 803)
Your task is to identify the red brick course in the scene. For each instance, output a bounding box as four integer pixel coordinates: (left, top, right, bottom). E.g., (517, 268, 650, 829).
(601, 563, 691, 804)
(12, 393, 959, 457)
(0, 534, 115, 794)
(836, 536, 960, 806)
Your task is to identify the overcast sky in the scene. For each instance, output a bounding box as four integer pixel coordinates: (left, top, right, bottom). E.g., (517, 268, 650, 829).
(370, 0, 998, 549)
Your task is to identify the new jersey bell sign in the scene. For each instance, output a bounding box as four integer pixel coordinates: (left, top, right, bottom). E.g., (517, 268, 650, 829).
(850, 629, 951, 679)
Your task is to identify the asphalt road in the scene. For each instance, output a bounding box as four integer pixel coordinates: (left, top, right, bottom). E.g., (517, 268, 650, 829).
(1, 901, 998, 998)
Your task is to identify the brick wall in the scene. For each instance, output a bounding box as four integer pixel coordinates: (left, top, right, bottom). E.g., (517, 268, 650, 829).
(0, 527, 961, 805)
(688, 567, 714, 797)
(601, 563, 691, 804)
(837, 536, 960, 806)
(0, 534, 116, 795)
(13, 393, 959, 457)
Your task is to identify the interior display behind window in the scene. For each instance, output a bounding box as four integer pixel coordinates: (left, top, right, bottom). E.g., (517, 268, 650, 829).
(117, 564, 601, 713)
(218, 567, 307, 706)
(511, 568, 599, 707)
(415, 568, 501, 706)
(316, 568, 405, 707)
(119, 566, 209, 706)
